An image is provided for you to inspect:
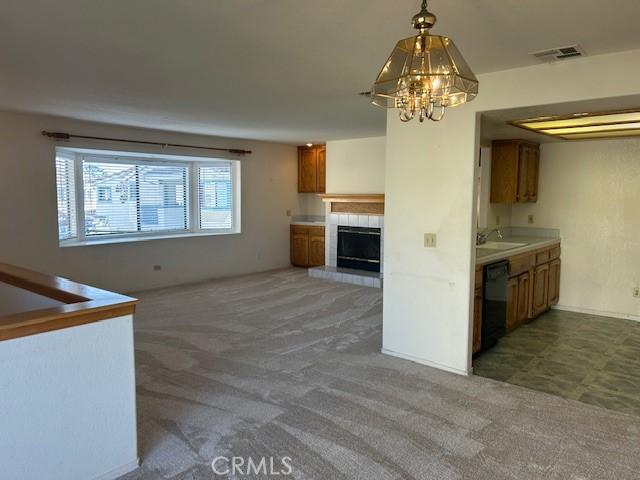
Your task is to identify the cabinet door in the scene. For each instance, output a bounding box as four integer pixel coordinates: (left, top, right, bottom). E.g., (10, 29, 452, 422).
(532, 263, 550, 317)
(517, 143, 540, 203)
(298, 148, 317, 193)
(490, 141, 519, 204)
(308, 232, 325, 267)
(506, 276, 519, 332)
(527, 146, 540, 202)
(290, 227, 309, 266)
(517, 145, 530, 203)
(548, 259, 561, 307)
(316, 147, 326, 193)
(517, 271, 531, 323)
(473, 288, 483, 354)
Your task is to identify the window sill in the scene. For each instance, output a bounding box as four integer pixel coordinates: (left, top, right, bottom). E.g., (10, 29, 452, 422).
(59, 230, 240, 248)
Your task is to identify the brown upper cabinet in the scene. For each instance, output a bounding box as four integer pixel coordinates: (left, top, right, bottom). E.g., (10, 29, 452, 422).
(490, 140, 539, 204)
(298, 145, 326, 193)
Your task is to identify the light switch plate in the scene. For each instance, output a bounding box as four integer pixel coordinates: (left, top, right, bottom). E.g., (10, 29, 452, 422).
(424, 233, 437, 248)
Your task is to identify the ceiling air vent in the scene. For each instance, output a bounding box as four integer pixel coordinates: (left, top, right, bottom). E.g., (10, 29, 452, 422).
(529, 45, 586, 62)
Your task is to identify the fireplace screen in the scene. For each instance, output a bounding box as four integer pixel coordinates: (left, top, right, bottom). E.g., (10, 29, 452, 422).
(337, 226, 381, 273)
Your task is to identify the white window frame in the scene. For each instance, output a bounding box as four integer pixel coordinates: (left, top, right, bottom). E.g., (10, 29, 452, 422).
(56, 147, 241, 247)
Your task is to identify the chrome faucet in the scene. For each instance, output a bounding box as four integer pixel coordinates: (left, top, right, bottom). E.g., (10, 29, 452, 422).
(477, 228, 504, 245)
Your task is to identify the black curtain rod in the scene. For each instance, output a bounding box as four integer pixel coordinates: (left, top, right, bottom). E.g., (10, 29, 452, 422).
(41, 131, 252, 155)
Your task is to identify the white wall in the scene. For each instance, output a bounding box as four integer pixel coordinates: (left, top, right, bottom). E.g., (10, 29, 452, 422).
(511, 138, 640, 320)
(383, 48, 640, 375)
(298, 192, 326, 216)
(0, 110, 303, 293)
(326, 136, 385, 193)
(0, 315, 137, 480)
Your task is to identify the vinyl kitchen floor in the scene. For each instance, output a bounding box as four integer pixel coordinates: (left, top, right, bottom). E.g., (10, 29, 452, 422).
(473, 309, 640, 417)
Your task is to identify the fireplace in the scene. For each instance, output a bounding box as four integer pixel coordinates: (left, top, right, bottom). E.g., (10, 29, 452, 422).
(308, 195, 385, 288)
(337, 226, 381, 273)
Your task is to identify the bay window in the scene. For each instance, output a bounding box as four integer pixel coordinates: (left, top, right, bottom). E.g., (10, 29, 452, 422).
(55, 148, 240, 245)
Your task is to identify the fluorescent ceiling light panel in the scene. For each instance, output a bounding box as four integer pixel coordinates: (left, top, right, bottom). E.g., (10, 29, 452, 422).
(560, 130, 640, 140)
(511, 109, 640, 140)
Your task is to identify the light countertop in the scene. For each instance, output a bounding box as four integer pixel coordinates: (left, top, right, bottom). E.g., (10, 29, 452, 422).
(476, 236, 560, 266)
(290, 215, 325, 227)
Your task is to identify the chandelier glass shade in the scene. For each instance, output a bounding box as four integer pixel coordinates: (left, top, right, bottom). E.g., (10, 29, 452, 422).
(371, 1, 478, 122)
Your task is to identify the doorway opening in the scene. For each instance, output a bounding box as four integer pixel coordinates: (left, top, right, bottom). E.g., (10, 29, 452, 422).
(471, 97, 640, 417)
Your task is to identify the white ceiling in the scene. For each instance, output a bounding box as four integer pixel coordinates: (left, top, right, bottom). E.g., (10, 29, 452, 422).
(1, 0, 640, 143)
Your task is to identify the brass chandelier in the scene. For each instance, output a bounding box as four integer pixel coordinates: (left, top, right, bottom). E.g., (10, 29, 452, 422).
(371, 0, 478, 122)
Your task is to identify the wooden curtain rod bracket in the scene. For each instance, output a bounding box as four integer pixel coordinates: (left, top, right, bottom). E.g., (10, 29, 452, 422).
(41, 130, 252, 155)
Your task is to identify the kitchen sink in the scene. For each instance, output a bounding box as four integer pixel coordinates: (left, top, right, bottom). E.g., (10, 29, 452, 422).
(476, 241, 528, 251)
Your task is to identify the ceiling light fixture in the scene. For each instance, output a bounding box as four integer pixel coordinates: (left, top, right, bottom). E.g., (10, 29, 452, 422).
(306, 143, 313, 147)
(511, 109, 640, 140)
(370, 0, 478, 122)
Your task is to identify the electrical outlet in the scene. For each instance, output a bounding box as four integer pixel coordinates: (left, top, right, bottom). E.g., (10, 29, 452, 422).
(528, 214, 535, 225)
(424, 233, 437, 248)
(286, 209, 292, 217)
(634, 287, 640, 298)
(153, 265, 162, 271)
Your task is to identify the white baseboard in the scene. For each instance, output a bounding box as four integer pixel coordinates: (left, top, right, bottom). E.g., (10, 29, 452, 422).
(553, 304, 640, 323)
(92, 458, 140, 480)
(381, 348, 470, 376)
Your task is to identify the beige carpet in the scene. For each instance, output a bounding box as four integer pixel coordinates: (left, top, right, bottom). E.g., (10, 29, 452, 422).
(121, 268, 640, 479)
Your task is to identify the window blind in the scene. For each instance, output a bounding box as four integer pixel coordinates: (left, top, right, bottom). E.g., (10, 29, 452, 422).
(82, 159, 189, 237)
(198, 165, 233, 229)
(55, 154, 77, 240)
(54, 148, 240, 244)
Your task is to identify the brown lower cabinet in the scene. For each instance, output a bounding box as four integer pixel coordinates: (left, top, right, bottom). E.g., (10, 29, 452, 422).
(507, 270, 531, 333)
(514, 242, 560, 324)
(531, 262, 550, 317)
(516, 272, 531, 323)
(308, 229, 325, 266)
(548, 258, 561, 306)
(290, 225, 325, 267)
(475, 242, 561, 353)
(506, 277, 519, 332)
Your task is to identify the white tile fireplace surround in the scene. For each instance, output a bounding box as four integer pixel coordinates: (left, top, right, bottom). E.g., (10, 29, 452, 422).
(309, 195, 384, 288)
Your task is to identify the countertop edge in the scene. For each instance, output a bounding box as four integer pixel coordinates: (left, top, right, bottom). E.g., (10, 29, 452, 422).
(0, 262, 138, 342)
(475, 238, 561, 266)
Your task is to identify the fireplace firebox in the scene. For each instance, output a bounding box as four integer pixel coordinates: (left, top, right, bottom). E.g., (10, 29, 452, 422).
(337, 226, 381, 273)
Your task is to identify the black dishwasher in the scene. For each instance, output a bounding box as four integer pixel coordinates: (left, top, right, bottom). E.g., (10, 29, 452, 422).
(482, 260, 508, 350)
